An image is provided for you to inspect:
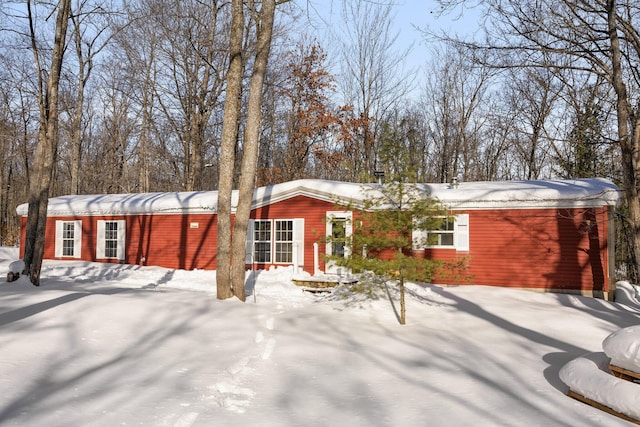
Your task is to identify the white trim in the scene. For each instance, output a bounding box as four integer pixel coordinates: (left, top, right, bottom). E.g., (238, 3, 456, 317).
(16, 178, 620, 217)
(246, 220, 255, 264)
(326, 211, 352, 274)
(455, 214, 470, 251)
(250, 219, 273, 264)
(54, 220, 82, 258)
(293, 218, 305, 269)
(55, 221, 64, 258)
(96, 220, 126, 260)
(413, 214, 469, 252)
(246, 218, 304, 266)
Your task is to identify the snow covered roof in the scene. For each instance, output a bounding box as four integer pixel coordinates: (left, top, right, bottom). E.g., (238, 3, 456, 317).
(15, 178, 621, 217)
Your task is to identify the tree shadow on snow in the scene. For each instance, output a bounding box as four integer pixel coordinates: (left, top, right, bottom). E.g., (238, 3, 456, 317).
(0, 286, 128, 328)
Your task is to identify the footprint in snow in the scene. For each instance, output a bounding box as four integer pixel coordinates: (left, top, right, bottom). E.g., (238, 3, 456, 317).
(211, 382, 255, 414)
(261, 338, 276, 360)
(227, 357, 252, 375)
(265, 316, 275, 330)
(172, 411, 199, 427)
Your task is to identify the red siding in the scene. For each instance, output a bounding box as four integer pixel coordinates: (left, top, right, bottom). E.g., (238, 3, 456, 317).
(251, 195, 339, 271)
(421, 207, 610, 292)
(125, 213, 217, 270)
(21, 194, 338, 273)
(21, 213, 217, 270)
(19, 197, 612, 293)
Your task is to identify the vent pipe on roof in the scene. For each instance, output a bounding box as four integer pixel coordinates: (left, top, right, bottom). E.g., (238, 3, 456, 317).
(374, 170, 385, 185)
(451, 176, 459, 189)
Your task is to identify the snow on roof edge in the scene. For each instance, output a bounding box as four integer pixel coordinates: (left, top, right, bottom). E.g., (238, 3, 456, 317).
(15, 178, 621, 217)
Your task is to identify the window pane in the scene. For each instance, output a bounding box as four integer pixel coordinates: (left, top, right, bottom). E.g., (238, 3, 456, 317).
(62, 222, 75, 256)
(255, 221, 271, 241)
(420, 216, 456, 247)
(62, 240, 74, 256)
(63, 223, 74, 239)
(330, 220, 347, 258)
(274, 220, 294, 263)
(275, 220, 293, 242)
(254, 242, 271, 263)
(445, 217, 455, 231)
(275, 242, 292, 263)
(104, 221, 118, 258)
(105, 240, 118, 258)
(440, 233, 454, 246)
(105, 222, 118, 240)
(427, 231, 454, 247)
(436, 217, 455, 231)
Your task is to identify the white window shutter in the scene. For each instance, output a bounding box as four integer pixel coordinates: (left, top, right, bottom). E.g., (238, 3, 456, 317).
(55, 221, 64, 257)
(293, 218, 304, 266)
(455, 214, 470, 251)
(412, 217, 427, 250)
(245, 220, 255, 264)
(96, 220, 106, 259)
(73, 220, 82, 258)
(344, 212, 353, 257)
(116, 220, 126, 260)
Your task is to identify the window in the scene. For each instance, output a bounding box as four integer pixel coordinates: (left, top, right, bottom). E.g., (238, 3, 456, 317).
(55, 220, 82, 258)
(97, 220, 126, 260)
(247, 219, 304, 266)
(104, 221, 119, 258)
(428, 217, 455, 247)
(62, 222, 76, 256)
(253, 220, 272, 263)
(330, 219, 347, 258)
(413, 214, 469, 251)
(325, 211, 353, 274)
(275, 220, 293, 263)
(326, 211, 352, 260)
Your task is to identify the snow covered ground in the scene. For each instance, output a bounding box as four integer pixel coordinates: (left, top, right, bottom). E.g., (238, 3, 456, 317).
(0, 247, 639, 427)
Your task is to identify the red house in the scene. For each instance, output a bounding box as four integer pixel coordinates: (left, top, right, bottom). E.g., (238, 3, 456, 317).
(16, 178, 621, 298)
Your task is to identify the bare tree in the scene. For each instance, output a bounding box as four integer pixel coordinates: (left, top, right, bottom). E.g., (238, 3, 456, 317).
(503, 68, 562, 180)
(95, 66, 137, 193)
(552, 73, 617, 179)
(216, 0, 245, 300)
(22, 0, 72, 286)
(64, 0, 115, 195)
(216, 0, 290, 301)
(127, 0, 227, 192)
(420, 46, 493, 183)
(334, 0, 414, 181)
(111, 0, 163, 193)
(0, 51, 34, 247)
(434, 0, 640, 279)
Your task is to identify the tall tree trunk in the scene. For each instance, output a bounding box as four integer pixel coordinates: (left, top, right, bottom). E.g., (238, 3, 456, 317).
(216, 0, 244, 300)
(22, 0, 72, 286)
(24, 0, 71, 286)
(69, 21, 86, 196)
(230, 0, 277, 301)
(606, 0, 640, 279)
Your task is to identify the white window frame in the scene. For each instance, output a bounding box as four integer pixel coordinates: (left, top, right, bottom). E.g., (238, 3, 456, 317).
(246, 219, 304, 266)
(252, 219, 272, 264)
(96, 220, 126, 260)
(413, 214, 469, 252)
(55, 220, 82, 258)
(274, 219, 294, 263)
(325, 211, 353, 274)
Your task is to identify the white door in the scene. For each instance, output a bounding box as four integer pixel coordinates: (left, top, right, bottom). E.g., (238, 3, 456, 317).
(325, 211, 352, 274)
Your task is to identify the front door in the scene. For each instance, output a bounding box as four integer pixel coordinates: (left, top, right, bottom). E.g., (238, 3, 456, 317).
(325, 211, 352, 274)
